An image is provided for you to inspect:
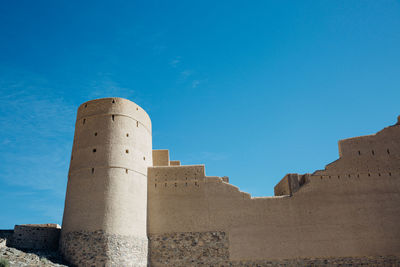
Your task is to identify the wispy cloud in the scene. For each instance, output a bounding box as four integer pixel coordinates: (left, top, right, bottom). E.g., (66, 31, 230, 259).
(0, 69, 73, 193)
(170, 57, 181, 68)
(192, 80, 200, 88)
(181, 70, 192, 78)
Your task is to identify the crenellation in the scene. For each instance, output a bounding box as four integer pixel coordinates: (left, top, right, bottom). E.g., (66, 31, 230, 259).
(169, 160, 181, 166)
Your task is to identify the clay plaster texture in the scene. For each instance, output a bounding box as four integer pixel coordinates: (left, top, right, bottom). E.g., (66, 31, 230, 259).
(59, 97, 400, 266)
(60, 98, 152, 266)
(147, 118, 400, 264)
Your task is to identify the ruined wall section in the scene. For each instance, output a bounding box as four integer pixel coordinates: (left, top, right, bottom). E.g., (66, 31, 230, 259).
(314, 120, 400, 178)
(60, 98, 152, 267)
(148, 120, 400, 266)
(11, 224, 60, 250)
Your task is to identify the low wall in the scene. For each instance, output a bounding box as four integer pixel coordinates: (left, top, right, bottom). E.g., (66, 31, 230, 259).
(11, 224, 60, 250)
(0, 230, 13, 248)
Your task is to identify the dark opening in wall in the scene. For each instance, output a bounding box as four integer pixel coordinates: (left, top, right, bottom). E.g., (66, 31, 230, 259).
(93, 148, 96, 153)
(126, 149, 129, 154)
(112, 99, 115, 103)
(165, 183, 167, 187)
(155, 184, 157, 188)
(136, 107, 138, 110)
(84, 104, 87, 108)
(143, 156, 146, 161)
(126, 133, 129, 137)
(379, 173, 381, 176)
(83, 119, 86, 125)
(372, 150, 375, 155)
(195, 182, 198, 186)
(358, 151, 361, 155)
(348, 174, 351, 178)
(94, 132, 97, 136)
(126, 169, 128, 174)
(175, 183, 177, 187)
(92, 168, 94, 174)
(112, 115, 115, 121)
(368, 173, 371, 176)
(136, 121, 139, 127)
(185, 182, 187, 186)
(389, 172, 392, 176)
(357, 174, 360, 178)
(387, 149, 390, 154)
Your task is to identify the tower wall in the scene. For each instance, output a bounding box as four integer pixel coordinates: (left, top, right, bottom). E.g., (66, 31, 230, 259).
(60, 98, 152, 266)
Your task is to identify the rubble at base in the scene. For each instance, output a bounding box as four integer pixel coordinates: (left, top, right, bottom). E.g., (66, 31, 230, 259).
(0, 242, 68, 267)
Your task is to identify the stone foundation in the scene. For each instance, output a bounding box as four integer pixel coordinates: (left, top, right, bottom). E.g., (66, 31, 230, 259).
(149, 231, 400, 267)
(60, 230, 147, 267)
(149, 231, 229, 266)
(228, 256, 400, 267)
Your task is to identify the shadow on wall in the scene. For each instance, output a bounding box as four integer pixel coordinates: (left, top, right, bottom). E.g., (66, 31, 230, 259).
(0, 225, 68, 266)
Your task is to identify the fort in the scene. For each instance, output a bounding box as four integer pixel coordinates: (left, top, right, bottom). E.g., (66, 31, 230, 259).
(2, 97, 400, 266)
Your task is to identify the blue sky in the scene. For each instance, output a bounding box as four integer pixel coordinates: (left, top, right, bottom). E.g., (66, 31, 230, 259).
(0, 1, 399, 229)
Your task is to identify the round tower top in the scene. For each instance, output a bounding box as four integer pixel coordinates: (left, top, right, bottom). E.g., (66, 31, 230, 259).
(77, 97, 151, 132)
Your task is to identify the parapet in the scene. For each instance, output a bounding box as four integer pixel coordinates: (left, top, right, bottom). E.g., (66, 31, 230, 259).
(170, 160, 181, 166)
(153, 150, 170, 166)
(152, 149, 182, 166)
(274, 173, 309, 196)
(148, 165, 206, 182)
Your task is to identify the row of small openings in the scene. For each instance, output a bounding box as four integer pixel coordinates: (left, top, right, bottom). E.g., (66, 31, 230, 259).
(90, 167, 146, 174)
(93, 132, 130, 137)
(357, 149, 391, 155)
(320, 172, 393, 179)
(154, 181, 199, 188)
(83, 115, 140, 126)
(83, 99, 139, 110)
(91, 148, 146, 160)
(155, 177, 191, 182)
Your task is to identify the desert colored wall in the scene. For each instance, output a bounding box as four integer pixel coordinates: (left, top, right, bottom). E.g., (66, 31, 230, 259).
(147, 118, 400, 266)
(60, 98, 152, 267)
(11, 224, 60, 251)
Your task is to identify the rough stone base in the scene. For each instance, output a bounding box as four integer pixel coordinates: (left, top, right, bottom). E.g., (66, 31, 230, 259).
(149, 231, 229, 266)
(60, 230, 147, 267)
(228, 256, 400, 267)
(0, 245, 68, 267)
(149, 231, 400, 267)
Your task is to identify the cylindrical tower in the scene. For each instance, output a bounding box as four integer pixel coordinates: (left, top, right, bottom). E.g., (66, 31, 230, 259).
(60, 98, 152, 266)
